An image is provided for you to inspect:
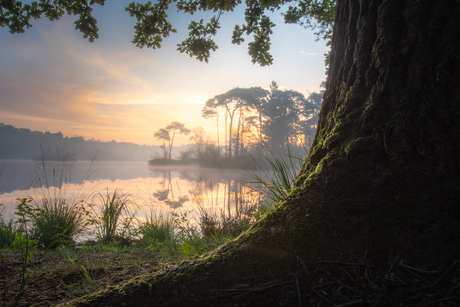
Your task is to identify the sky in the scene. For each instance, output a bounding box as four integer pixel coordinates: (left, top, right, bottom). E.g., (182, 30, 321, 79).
(0, 1, 328, 146)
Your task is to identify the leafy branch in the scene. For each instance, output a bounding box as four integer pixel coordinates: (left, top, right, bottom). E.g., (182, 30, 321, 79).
(1, 0, 335, 66)
(0, 0, 105, 41)
(177, 11, 222, 63)
(125, 0, 177, 49)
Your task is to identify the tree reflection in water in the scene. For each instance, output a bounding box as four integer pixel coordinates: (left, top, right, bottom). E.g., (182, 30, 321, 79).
(149, 167, 264, 219)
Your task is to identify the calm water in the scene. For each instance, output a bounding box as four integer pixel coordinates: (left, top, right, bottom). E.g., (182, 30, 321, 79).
(0, 160, 264, 220)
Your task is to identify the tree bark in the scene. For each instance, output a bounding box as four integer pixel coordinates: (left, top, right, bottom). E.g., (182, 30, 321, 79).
(303, 0, 460, 261)
(62, 0, 460, 306)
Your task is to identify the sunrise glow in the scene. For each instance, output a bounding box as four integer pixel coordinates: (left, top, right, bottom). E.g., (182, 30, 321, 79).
(0, 1, 327, 146)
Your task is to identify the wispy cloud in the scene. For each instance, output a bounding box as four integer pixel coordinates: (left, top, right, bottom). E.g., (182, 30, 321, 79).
(0, 9, 327, 146)
(299, 51, 320, 56)
(0, 18, 212, 145)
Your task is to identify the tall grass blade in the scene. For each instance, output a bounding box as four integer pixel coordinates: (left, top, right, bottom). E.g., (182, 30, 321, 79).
(89, 188, 137, 244)
(248, 142, 307, 217)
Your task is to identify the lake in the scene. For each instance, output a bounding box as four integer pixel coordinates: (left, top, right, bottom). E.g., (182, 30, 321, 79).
(0, 160, 265, 222)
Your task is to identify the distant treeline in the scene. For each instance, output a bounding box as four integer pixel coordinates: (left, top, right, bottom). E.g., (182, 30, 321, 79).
(0, 123, 162, 161)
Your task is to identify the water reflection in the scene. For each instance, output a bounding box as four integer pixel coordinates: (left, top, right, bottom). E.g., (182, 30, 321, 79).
(147, 166, 263, 219)
(0, 161, 265, 220)
(0, 160, 158, 193)
(151, 170, 190, 209)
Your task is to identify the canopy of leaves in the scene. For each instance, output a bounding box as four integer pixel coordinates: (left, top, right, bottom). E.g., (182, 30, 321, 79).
(154, 128, 170, 141)
(203, 83, 323, 152)
(0, 0, 106, 42)
(166, 121, 191, 136)
(1, 0, 335, 66)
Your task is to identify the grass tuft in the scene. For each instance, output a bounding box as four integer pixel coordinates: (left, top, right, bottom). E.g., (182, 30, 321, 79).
(28, 158, 93, 248)
(29, 197, 88, 248)
(0, 204, 16, 249)
(197, 205, 251, 238)
(248, 143, 307, 218)
(137, 211, 175, 247)
(89, 189, 137, 244)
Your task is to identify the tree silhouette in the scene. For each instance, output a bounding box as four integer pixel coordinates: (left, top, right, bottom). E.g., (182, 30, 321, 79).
(165, 121, 191, 159)
(201, 99, 220, 155)
(262, 84, 306, 149)
(153, 128, 170, 158)
(154, 122, 191, 159)
(298, 90, 323, 145)
(246, 87, 269, 149)
(188, 126, 207, 158)
(206, 88, 250, 157)
(205, 83, 320, 153)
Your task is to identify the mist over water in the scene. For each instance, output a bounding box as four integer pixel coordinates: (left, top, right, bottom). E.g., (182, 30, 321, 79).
(0, 160, 264, 220)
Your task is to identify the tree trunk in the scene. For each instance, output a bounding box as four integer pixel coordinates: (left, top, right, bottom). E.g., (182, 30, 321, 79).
(224, 111, 228, 157)
(302, 0, 460, 261)
(235, 109, 242, 157)
(216, 111, 220, 157)
(227, 107, 236, 158)
(62, 1, 460, 306)
(168, 131, 175, 159)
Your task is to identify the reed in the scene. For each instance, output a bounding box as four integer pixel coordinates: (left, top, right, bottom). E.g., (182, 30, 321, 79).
(89, 188, 137, 244)
(0, 163, 16, 248)
(26, 157, 91, 248)
(248, 143, 307, 217)
(197, 205, 251, 238)
(29, 196, 88, 248)
(0, 204, 16, 248)
(137, 211, 175, 247)
(28, 159, 92, 248)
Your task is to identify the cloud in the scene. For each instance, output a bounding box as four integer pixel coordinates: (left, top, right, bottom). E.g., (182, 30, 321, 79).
(0, 17, 202, 145)
(0, 9, 328, 146)
(299, 51, 320, 56)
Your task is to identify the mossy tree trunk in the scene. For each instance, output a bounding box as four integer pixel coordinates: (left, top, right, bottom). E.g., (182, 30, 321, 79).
(63, 0, 460, 306)
(296, 0, 460, 261)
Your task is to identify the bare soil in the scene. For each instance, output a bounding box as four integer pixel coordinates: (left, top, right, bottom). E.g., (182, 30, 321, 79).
(2, 246, 460, 306)
(0, 247, 166, 306)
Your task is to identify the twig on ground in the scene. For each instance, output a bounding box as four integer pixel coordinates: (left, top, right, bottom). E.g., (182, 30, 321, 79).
(294, 274, 301, 307)
(313, 280, 338, 289)
(432, 258, 459, 287)
(333, 299, 377, 307)
(401, 258, 460, 293)
(317, 260, 376, 269)
(387, 255, 399, 274)
(313, 288, 331, 303)
(419, 295, 460, 307)
(209, 280, 292, 293)
(339, 266, 354, 282)
(397, 262, 441, 275)
(297, 256, 309, 276)
(396, 263, 430, 284)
